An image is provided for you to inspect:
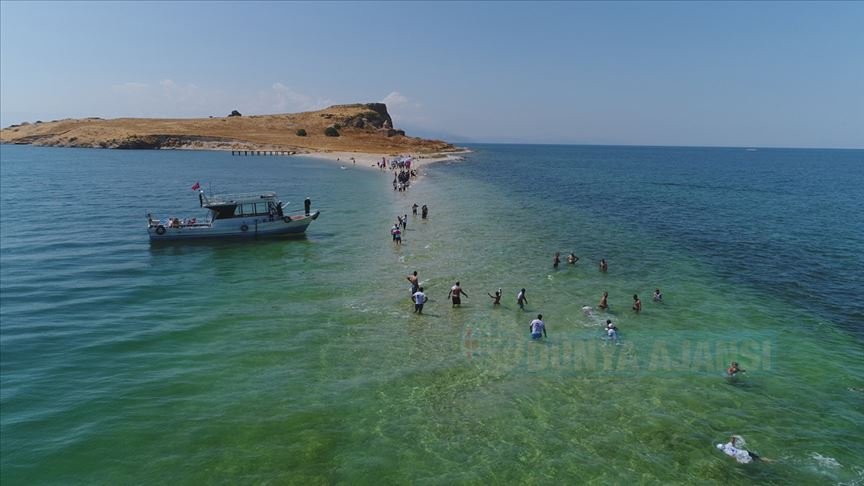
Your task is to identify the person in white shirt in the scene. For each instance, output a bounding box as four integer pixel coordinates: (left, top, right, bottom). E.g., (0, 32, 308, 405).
(529, 314, 546, 340)
(716, 436, 766, 464)
(606, 319, 619, 342)
(516, 288, 528, 310)
(412, 287, 428, 314)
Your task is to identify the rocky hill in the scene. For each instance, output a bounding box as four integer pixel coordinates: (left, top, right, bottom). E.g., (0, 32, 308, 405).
(0, 103, 457, 155)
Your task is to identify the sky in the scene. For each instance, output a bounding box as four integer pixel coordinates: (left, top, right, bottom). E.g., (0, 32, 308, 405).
(1, 1, 862, 148)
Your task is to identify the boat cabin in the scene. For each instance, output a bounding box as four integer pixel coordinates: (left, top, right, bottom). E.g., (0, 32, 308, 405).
(200, 191, 286, 220)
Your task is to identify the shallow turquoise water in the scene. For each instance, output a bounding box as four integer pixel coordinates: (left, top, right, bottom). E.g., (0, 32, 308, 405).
(1, 144, 862, 484)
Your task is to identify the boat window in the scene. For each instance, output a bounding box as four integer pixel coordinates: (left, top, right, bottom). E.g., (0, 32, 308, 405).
(211, 205, 237, 219)
(237, 202, 269, 216)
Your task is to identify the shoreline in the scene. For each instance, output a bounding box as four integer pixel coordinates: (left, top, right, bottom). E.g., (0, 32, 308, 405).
(301, 149, 471, 171)
(0, 141, 471, 172)
(1, 141, 471, 196)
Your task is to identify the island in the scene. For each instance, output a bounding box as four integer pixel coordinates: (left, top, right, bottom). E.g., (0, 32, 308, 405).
(0, 103, 459, 159)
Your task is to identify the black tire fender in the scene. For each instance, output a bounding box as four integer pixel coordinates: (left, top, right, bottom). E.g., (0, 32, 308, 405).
(155, 225, 166, 235)
(240, 224, 249, 232)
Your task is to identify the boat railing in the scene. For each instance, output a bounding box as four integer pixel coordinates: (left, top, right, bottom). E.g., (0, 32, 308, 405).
(203, 192, 277, 205)
(148, 218, 210, 229)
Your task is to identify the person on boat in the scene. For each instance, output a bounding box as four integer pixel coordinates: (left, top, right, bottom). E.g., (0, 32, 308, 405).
(407, 271, 420, 295)
(170, 218, 181, 229)
(553, 252, 561, 269)
(413, 287, 428, 314)
(599, 259, 608, 272)
(727, 361, 746, 377)
(448, 281, 468, 307)
(516, 288, 528, 310)
(653, 288, 663, 301)
(632, 294, 642, 313)
(716, 436, 764, 464)
(599, 291, 609, 310)
(304, 197, 312, 216)
(567, 253, 579, 264)
(529, 314, 547, 340)
(488, 289, 502, 305)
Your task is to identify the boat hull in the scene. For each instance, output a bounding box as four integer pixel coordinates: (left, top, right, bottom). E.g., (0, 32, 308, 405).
(148, 211, 320, 242)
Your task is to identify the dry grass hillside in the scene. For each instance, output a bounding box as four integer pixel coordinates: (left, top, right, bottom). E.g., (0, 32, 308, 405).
(0, 103, 457, 155)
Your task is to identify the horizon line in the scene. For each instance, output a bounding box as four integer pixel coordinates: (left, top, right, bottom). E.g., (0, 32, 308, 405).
(456, 141, 864, 151)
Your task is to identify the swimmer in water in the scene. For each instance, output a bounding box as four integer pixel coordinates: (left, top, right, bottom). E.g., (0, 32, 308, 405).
(529, 314, 547, 340)
(516, 288, 528, 310)
(487, 289, 502, 305)
(407, 271, 419, 296)
(567, 253, 579, 264)
(599, 258, 608, 272)
(553, 252, 560, 269)
(606, 319, 619, 342)
(632, 294, 642, 313)
(727, 361, 746, 377)
(716, 436, 768, 464)
(412, 287, 428, 314)
(653, 288, 662, 301)
(448, 281, 468, 307)
(598, 291, 609, 310)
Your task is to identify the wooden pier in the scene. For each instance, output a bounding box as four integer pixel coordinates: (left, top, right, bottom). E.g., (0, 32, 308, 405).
(230, 150, 295, 156)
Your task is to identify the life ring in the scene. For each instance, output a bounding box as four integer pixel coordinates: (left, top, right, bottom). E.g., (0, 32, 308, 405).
(155, 225, 166, 235)
(283, 216, 292, 223)
(240, 224, 249, 232)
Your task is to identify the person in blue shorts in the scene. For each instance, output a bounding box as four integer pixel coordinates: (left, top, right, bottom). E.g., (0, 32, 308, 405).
(412, 287, 428, 314)
(529, 314, 546, 340)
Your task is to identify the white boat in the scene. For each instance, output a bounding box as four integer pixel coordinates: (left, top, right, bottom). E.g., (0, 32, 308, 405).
(147, 191, 320, 241)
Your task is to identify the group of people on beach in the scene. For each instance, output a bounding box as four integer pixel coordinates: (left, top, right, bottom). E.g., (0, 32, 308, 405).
(380, 156, 418, 192)
(379, 155, 413, 171)
(393, 170, 414, 191)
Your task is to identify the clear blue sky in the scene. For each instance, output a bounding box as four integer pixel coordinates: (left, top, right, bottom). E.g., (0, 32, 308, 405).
(2, 1, 862, 148)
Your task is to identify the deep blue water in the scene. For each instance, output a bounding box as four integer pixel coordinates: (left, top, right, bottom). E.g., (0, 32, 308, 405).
(453, 144, 864, 337)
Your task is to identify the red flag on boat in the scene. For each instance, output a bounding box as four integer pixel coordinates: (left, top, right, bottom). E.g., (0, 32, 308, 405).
(191, 182, 200, 191)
